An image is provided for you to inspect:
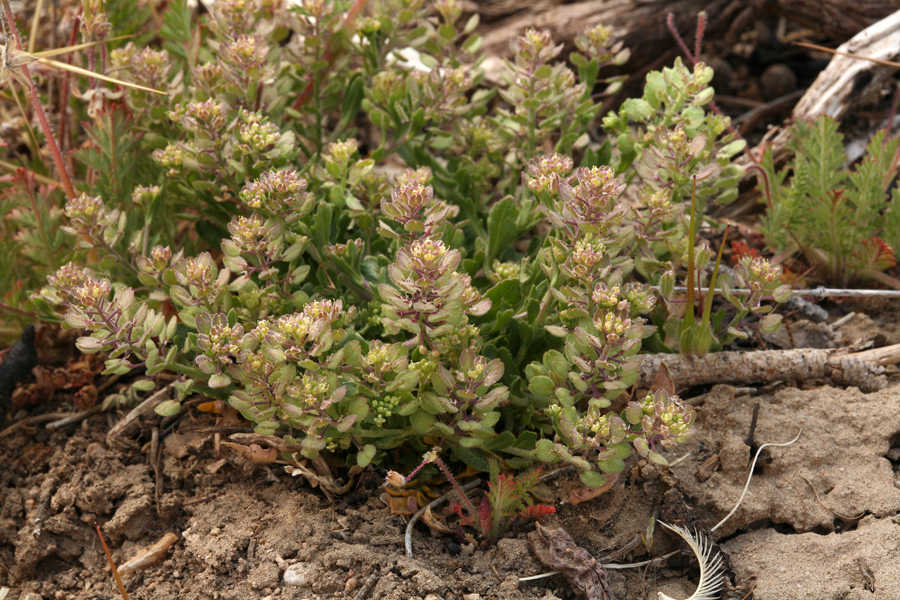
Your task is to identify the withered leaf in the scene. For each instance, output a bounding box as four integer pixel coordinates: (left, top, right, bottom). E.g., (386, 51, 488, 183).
(527, 522, 614, 600)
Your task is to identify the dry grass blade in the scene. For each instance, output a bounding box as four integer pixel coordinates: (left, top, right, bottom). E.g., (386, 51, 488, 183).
(656, 522, 725, 600)
(1, 35, 166, 95)
(30, 56, 166, 94)
(95, 525, 131, 600)
(794, 41, 900, 69)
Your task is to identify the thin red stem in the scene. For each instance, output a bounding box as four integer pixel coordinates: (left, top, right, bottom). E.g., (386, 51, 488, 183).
(2, 0, 76, 199)
(291, 0, 369, 111)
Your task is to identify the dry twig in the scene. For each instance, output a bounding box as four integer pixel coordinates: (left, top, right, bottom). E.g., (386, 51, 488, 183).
(636, 345, 899, 393)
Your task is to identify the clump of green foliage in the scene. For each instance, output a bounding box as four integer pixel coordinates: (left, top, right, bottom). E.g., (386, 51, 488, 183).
(756, 114, 900, 288)
(5, 0, 788, 488)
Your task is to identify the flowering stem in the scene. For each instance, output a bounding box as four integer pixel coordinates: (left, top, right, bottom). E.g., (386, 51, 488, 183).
(432, 455, 480, 524)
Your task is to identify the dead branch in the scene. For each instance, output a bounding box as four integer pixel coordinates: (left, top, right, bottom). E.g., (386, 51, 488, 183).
(636, 344, 900, 393)
(792, 10, 900, 125)
(105, 384, 173, 446)
(476, 0, 899, 61)
(737, 10, 900, 185)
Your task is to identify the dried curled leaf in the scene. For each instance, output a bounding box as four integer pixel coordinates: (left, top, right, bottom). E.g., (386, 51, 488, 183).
(220, 441, 279, 463)
(527, 523, 613, 600)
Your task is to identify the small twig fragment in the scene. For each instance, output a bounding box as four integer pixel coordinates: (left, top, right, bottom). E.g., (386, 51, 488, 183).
(32, 472, 59, 538)
(46, 404, 103, 430)
(117, 532, 179, 576)
(105, 385, 173, 446)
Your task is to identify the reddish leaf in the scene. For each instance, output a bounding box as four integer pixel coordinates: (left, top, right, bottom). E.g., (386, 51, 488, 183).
(520, 504, 556, 518)
(853, 237, 896, 271)
(731, 240, 760, 260)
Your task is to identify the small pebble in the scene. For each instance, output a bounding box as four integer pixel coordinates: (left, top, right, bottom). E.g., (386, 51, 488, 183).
(344, 575, 358, 593)
(85, 443, 105, 461)
(760, 63, 797, 101)
(283, 563, 317, 587)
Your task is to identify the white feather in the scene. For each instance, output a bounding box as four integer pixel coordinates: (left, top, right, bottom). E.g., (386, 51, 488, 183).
(656, 522, 725, 600)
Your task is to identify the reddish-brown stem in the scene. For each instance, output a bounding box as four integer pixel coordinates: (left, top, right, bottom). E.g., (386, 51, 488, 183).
(57, 14, 82, 164)
(667, 11, 762, 170)
(0, 300, 37, 318)
(433, 456, 480, 524)
(666, 13, 695, 64)
(694, 12, 706, 62)
(2, 0, 76, 199)
(95, 525, 131, 600)
(291, 0, 369, 111)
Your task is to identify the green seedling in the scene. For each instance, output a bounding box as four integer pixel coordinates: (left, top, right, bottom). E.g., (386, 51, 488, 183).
(754, 114, 900, 288)
(654, 175, 790, 356)
(387, 449, 555, 547)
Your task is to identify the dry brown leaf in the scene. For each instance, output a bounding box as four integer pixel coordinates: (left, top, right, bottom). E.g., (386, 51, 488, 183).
(380, 491, 415, 516)
(421, 505, 455, 534)
(73, 383, 97, 409)
(117, 532, 179, 576)
(569, 475, 616, 506)
(220, 442, 279, 464)
(650, 362, 675, 395)
(528, 523, 613, 600)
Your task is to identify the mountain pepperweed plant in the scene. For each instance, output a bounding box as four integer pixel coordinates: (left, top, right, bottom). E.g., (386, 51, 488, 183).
(21, 0, 789, 488)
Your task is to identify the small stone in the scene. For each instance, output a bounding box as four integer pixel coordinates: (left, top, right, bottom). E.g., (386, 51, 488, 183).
(283, 562, 318, 587)
(760, 63, 797, 102)
(413, 570, 446, 594)
(425, 595, 442, 600)
(463, 594, 483, 600)
(249, 562, 280, 590)
(84, 443, 106, 461)
(499, 574, 520, 592)
(344, 575, 358, 593)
